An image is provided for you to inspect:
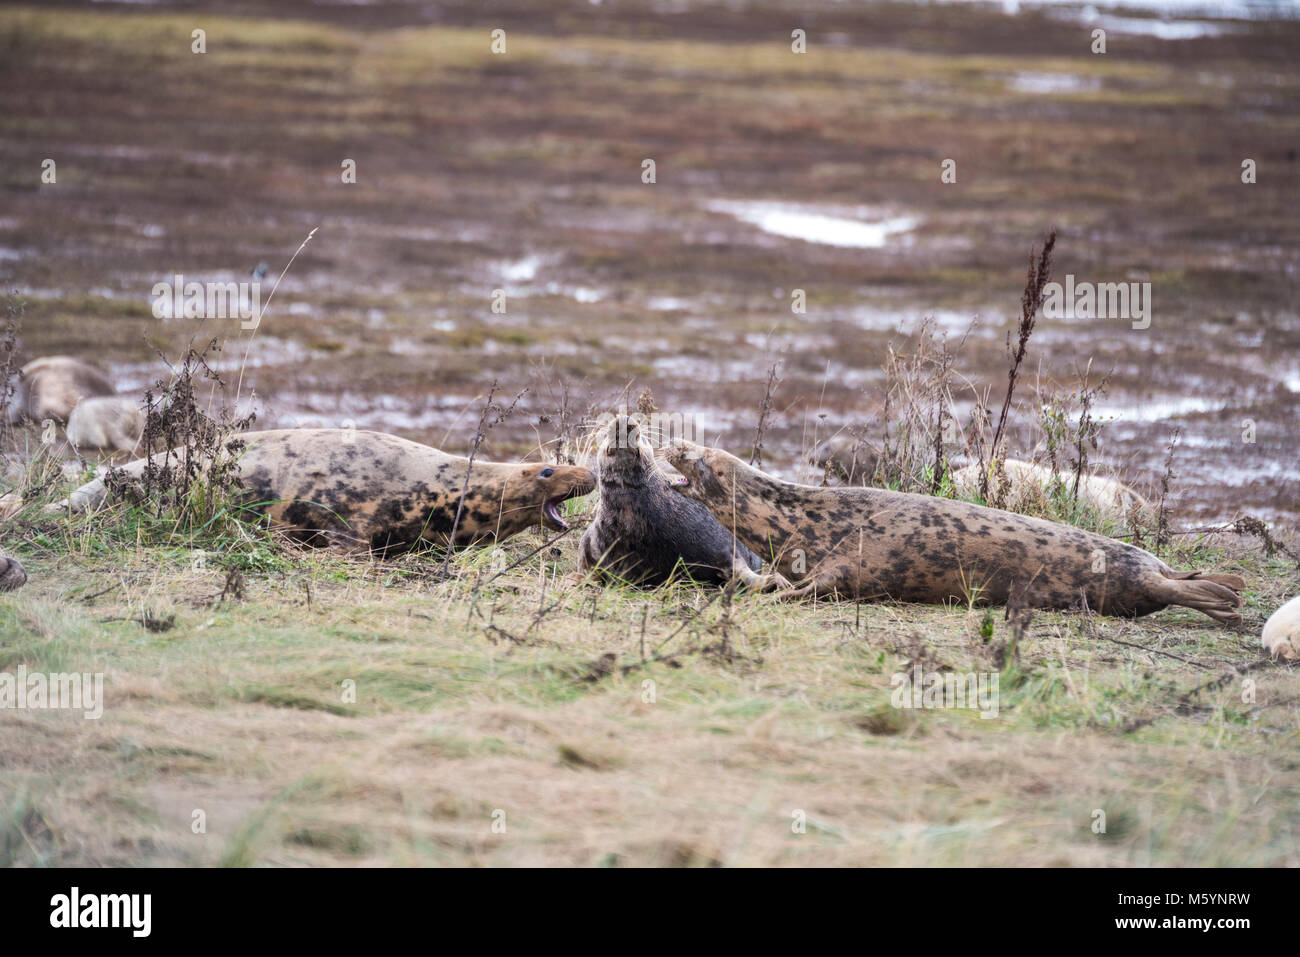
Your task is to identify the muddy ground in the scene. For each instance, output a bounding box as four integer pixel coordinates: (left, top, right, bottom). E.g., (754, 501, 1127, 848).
(1, 0, 1298, 522)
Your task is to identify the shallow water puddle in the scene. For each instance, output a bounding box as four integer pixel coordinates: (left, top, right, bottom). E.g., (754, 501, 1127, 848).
(920, 0, 1269, 39)
(646, 296, 694, 311)
(1069, 12, 1240, 39)
(543, 282, 606, 303)
(705, 201, 920, 249)
(1094, 395, 1226, 423)
(497, 255, 545, 283)
(844, 305, 989, 333)
(929, 0, 1283, 26)
(1007, 72, 1101, 95)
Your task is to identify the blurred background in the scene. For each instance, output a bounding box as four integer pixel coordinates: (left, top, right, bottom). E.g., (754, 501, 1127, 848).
(2, 0, 1297, 522)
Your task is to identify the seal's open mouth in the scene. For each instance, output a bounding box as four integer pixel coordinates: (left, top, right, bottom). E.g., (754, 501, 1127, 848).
(543, 496, 569, 529)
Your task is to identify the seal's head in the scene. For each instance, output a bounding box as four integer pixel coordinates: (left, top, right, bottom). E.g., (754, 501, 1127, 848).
(595, 414, 657, 487)
(517, 462, 596, 531)
(664, 439, 736, 503)
(15, 355, 115, 424)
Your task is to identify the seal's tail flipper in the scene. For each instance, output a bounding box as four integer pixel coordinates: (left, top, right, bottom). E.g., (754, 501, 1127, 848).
(1158, 570, 1244, 624)
(1195, 572, 1246, 591)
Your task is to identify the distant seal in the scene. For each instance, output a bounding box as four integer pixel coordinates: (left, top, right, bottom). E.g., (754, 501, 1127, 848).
(54, 428, 596, 553)
(665, 439, 1245, 624)
(6, 356, 116, 424)
(952, 458, 1147, 516)
(66, 396, 146, 459)
(0, 553, 26, 591)
(579, 415, 785, 589)
(1263, 595, 1300, 661)
(809, 433, 881, 485)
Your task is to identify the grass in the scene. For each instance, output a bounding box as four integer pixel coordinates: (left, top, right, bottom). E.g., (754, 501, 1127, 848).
(1, 472, 1296, 866)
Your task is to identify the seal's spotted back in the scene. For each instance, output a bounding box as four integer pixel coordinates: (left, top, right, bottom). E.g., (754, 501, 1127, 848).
(54, 429, 596, 554)
(666, 438, 1243, 624)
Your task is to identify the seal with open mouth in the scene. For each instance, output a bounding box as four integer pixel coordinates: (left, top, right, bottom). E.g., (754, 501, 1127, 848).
(52, 428, 595, 553)
(579, 415, 786, 589)
(665, 439, 1245, 624)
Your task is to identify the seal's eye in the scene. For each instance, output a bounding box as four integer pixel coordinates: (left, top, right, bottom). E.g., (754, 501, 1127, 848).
(539, 467, 555, 478)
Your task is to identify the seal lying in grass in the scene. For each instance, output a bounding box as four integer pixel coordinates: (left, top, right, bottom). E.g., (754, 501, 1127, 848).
(0, 553, 27, 591)
(580, 415, 785, 589)
(951, 458, 1147, 517)
(7, 356, 116, 424)
(665, 439, 1245, 624)
(53, 428, 595, 553)
(809, 433, 880, 485)
(67, 396, 146, 459)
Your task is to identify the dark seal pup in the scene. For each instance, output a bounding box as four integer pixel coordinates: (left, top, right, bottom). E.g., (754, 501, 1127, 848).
(580, 416, 785, 589)
(53, 428, 595, 553)
(665, 439, 1245, 624)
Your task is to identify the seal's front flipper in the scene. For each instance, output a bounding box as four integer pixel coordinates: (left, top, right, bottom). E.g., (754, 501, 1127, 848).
(772, 569, 840, 602)
(731, 558, 790, 592)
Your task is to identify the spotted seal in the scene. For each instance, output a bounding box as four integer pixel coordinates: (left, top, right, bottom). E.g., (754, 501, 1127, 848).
(665, 439, 1245, 624)
(809, 433, 881, 485)
(53, 428, 595, 552)
(579, 415, 784, 589)
(6, 356, 116, 424)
